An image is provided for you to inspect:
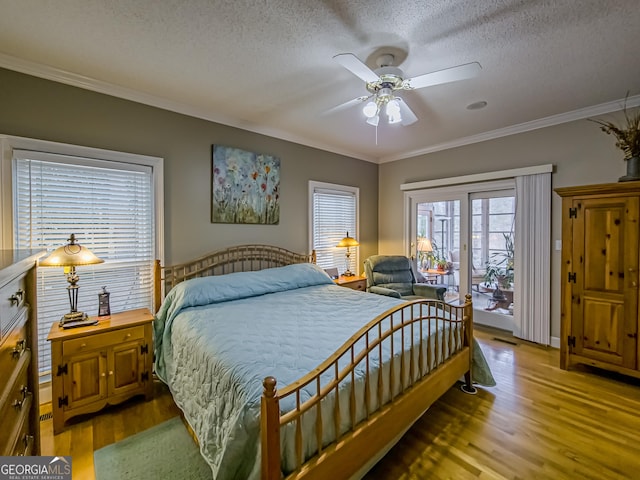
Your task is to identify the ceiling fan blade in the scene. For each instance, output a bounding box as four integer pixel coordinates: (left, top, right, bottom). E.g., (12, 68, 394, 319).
(396, 98, 418, 126)
(321, 95, 370, 116)
(333, 53, 380, 83)
(404, 62, 481, 90)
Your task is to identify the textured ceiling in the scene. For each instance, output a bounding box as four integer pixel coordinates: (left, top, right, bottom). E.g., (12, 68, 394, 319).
(0, 0, 639, 163)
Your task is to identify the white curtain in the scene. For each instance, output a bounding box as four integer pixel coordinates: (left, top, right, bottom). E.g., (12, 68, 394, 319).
(513, 173, 551, 344)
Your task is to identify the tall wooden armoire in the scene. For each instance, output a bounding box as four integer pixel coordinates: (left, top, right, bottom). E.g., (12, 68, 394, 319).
(556, 181, 640, 379)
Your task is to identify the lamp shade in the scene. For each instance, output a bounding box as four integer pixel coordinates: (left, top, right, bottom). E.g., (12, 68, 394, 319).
(39, 234, 104, 267)
(417, 237, 433, 252)
(336, 233, 359, 248)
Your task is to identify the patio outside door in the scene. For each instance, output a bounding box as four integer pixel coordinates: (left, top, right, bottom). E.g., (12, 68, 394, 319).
(470, 191, 516, 331)
(408, 185, 516, 331)
(412, 198, 462, 304)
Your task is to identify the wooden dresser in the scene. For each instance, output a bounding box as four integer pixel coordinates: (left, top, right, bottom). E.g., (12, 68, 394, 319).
(0, 249, 44, 456)
(556, 181, 640, 379)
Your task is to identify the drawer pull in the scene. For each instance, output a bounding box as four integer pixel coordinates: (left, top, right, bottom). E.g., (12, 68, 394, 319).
(17, 435, 34, 456)
(125, 333, 131, 338)
(12, 339, 26, 359)
(80, 343, 87, 349)
(10, 290, 23, 305)
(101, 372, 106, 377)
(13, 386, 30, 410)
(108, 370, 114, 376)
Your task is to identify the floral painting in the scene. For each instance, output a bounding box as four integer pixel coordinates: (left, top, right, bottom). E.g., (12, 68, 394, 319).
(212, 145, 280, 224)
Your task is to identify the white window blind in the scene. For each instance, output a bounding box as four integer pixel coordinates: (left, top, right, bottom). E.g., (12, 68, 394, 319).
(311, 183, 358, 273)
(13, 151, 155, 381)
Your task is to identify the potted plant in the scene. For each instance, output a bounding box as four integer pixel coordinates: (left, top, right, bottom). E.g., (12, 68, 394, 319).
(590, 95, 640, 182)
(435, 258, 449, 272)
(483, 232, 514, 294)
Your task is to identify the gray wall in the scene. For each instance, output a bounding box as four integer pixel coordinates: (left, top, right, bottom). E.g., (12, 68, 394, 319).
(379, 116, 632, 339)
(2, 66, 633, 339)
(0, 68, 379, 266)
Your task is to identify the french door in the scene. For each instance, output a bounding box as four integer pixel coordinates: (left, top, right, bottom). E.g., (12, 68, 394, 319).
(470, 191, 516, 330)
(406, 180, 515, 330)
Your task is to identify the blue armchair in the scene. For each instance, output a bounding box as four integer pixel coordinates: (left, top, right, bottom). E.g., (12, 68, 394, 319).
(363, 255, 446, 301)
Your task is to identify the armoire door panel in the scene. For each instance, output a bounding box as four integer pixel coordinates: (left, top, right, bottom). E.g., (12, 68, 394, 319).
(580, 296, 625, 364)
(570, 195, 638, 370)
(582, 202, 627, 292)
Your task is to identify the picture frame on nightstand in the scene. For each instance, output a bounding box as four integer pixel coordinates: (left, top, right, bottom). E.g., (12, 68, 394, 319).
(324, 267, 339, 279)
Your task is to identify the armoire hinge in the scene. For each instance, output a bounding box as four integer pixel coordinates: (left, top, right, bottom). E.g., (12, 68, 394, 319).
(569, 207, 577, 218)
(568, 272, 576, 283)
(140, 344, 149, 355)
(141, 371, 149, 382)
(56, 364, 68, 376)
(58, 396, 68, 408)
(567, 336, 576, 348)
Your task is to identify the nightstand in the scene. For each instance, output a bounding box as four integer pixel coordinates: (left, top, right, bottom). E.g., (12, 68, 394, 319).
(47, 308, 154, 434)
(334, 275, 367, 291)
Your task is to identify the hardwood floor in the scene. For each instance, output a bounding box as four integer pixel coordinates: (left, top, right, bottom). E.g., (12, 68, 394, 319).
(40, 328, 640, 480)
(39, 381, 181, 480)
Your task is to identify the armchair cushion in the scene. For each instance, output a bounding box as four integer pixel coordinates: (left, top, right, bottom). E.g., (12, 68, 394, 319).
(413, 283, 446, 300)
(368, 286, 402, 298)
(364, 255, 445, 301)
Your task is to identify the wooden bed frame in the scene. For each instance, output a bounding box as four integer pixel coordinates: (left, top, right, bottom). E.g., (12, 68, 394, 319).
(153, 244, 474, 480)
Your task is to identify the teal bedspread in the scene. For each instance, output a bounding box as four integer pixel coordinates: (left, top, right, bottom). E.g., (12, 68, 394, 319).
(154, 263, 494, 479)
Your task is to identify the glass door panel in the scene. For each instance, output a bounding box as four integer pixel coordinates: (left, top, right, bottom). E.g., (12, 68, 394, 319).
(470, 192, 515, 330)
(415, 199, 461, 303)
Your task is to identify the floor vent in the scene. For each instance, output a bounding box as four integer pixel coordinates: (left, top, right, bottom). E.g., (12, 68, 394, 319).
(493, 337, 518, 346)
(39, 412, 53, 422)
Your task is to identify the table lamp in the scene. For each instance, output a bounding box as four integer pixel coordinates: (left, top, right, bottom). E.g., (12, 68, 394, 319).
(39, 234, 104, 327)
(417, 237, 433, 269)
(336, 232, 359, 277)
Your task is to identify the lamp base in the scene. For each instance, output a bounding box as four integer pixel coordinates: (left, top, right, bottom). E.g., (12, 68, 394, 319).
(59, 311, 97, 329)
(342, 270, 355, 277)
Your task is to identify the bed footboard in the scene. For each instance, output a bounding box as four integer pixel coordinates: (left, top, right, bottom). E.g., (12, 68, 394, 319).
(261, 294, 474, 480)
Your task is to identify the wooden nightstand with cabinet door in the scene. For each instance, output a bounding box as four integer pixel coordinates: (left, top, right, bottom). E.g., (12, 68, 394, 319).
(334, 274, 367, 291)
(47, 308, 154, 434)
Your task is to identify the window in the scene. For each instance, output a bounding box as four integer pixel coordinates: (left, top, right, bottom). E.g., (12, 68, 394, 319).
(309, 181, 359, 273)
(10, 145, 162, 382)
(471, 194, 515, 270)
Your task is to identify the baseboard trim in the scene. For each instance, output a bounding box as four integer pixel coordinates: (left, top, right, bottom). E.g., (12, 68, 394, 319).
(550, 336, 561, 349)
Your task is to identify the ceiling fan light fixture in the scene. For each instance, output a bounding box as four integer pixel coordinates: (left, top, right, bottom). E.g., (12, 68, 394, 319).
(366, 114, 380, 127)
(330, 51, 480, 130)
(363, 101, 378, 118)
(386, 98, 402, 124)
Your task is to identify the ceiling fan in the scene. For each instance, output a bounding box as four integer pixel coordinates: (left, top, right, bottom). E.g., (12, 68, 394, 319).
(329, 52, 481, 127)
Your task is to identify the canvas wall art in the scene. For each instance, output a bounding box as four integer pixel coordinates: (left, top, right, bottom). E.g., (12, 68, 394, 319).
(212, 145, 280, 224)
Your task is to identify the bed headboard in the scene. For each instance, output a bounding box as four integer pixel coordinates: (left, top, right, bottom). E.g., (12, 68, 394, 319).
(153, 244, 316, 312)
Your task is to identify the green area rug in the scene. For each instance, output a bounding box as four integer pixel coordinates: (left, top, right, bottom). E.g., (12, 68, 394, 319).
(94, 416, 212, 479)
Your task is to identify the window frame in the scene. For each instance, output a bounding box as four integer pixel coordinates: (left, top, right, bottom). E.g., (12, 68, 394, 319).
(0, 135, 163, 256)
(0, 134, 164, 386)
(308, 180, 359, 274)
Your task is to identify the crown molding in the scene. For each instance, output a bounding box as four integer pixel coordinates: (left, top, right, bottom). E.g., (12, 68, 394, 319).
(2, 52, 638, 166)
(379, 94, 640, 163)
(0, 53, 376, 164)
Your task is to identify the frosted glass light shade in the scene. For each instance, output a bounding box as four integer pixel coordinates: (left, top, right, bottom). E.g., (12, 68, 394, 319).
(363, 101, 378, 118)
